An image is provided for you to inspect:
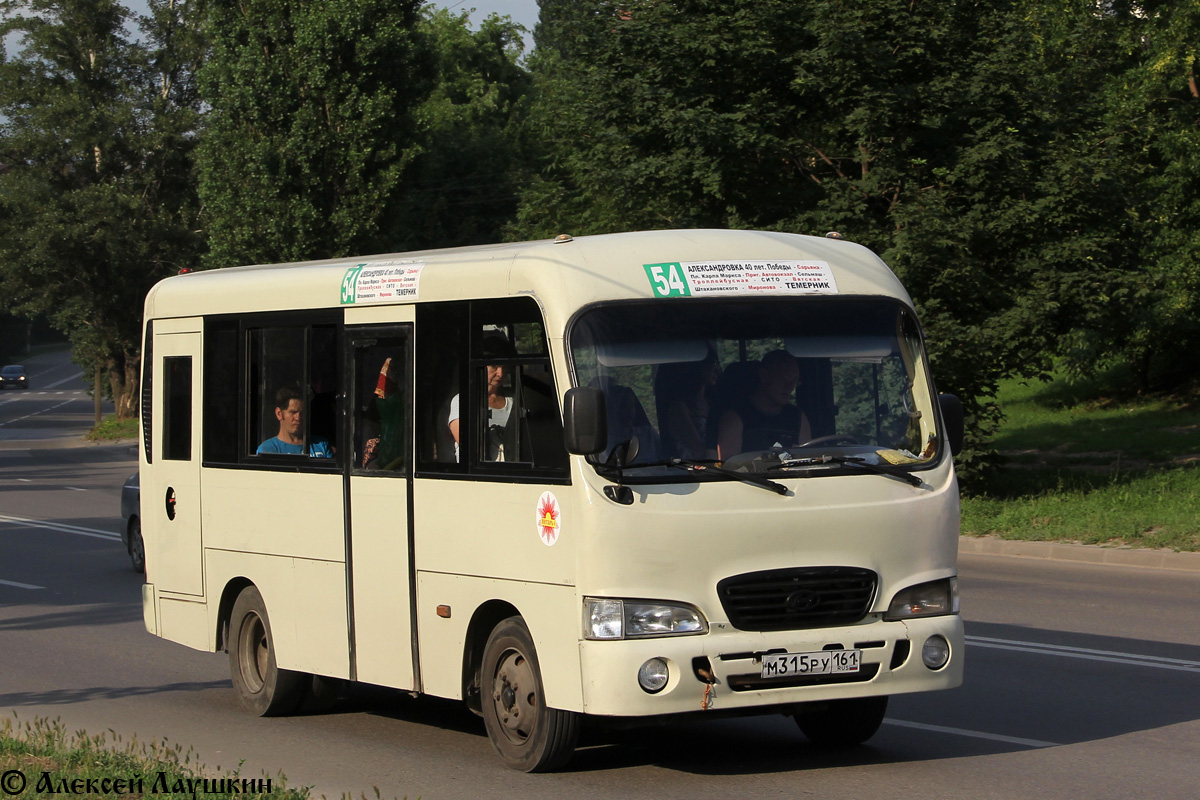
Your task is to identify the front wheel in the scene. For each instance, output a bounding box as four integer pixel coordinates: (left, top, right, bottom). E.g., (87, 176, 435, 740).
(793, 696, 888, 746)
(228, 586, 304, 716)
(481, 617, 579, 772)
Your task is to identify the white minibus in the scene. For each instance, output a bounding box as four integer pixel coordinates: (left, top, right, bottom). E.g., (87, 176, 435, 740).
(139, 228, 965, 771)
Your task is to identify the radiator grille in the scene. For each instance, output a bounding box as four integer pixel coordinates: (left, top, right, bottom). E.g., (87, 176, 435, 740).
(716, 567, 877, 631)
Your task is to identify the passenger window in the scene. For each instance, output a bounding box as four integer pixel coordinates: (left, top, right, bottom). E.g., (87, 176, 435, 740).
(417, 299, 567, 477)
(250, 325, 339, 459)
(352, 333, 409, 473)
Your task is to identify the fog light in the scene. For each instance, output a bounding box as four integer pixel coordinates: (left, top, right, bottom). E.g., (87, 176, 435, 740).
(922, 635, 950, 670)
(638, 658, 670, 693)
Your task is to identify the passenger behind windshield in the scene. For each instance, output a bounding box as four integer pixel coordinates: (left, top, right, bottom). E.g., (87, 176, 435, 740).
(712, 350, 811, 460)
(654, 347, 720, 460)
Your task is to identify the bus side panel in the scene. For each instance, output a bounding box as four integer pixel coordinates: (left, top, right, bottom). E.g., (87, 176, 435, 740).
(205, 549, 351, 679)
(412, 480, 575, 588)
(201, 469, 346, 563)
(415, 572, 583, 713)
(157, 596, 210, 652)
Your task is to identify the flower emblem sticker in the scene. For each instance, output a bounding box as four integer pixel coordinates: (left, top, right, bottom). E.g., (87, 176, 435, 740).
(536, 491, 561, 546)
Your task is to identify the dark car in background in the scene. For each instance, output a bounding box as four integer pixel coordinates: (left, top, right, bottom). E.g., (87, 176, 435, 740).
(120, 472, 144, 573)
(0, 365, 28, 389)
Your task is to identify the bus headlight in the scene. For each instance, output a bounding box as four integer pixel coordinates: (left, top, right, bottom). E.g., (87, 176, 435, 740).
(584, 598, 708, 640)
(884, 577, 959, 621)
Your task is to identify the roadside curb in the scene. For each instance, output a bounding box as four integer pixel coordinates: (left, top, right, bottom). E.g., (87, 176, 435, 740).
(960, 535, 1200, 573)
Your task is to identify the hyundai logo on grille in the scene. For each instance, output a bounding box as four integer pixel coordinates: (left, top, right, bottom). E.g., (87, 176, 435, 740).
(786, 590, 821, 612)
(716, 566, 878, 631)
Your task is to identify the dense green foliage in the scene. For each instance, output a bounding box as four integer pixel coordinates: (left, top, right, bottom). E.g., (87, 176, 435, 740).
(0, 0, 1195, 484)
(0, 0, 204, 415)
(197, 0, 430, 266)
(516, 0, 1199, 482)
(396, 8, 533, 250)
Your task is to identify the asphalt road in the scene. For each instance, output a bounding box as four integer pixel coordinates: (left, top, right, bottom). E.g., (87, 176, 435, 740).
(0, 359, 1197, 799)
(0, 347, 113, 449)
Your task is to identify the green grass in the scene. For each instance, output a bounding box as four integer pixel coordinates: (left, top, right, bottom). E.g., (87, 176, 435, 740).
(961, 365, 1200, 552)
(0, 715, 308, 799)
(86, 415, 139, 442)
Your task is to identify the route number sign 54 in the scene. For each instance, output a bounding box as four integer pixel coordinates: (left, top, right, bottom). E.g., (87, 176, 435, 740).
(644, 263, 692, 297)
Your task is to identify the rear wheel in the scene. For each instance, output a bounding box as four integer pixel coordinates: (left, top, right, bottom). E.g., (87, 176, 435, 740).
(794, 696, 888, 746)
(228, 586, 304, 716)
(480, 617, 579, 772)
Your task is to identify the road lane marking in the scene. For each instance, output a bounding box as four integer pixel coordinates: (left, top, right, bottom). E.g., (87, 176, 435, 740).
(0, 578, 44, 590)
(0, 398, 78, 427)
(0, 513, 121, 541)
(884, 719, 1058, 748)
(45, 371, 84, 389)
(966, 635, 1200, 673)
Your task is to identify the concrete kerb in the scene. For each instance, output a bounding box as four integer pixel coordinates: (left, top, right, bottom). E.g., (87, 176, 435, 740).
(960, 535, 1200, 573)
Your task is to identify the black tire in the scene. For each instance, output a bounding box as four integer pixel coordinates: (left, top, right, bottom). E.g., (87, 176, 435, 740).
(300, 675, 345, 713)
(480, 616, 579, 772)
(228, 586, 305, 717)
(794, 696, 888, 746)
(128, 517, 145, 574)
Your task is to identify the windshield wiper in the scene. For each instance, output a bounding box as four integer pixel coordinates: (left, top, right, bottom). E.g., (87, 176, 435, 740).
(776, 455, 924, 487)
(633, 458, 790, 495)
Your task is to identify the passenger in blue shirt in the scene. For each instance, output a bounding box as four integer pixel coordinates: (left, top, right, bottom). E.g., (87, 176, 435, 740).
(257, 386, 334, 457)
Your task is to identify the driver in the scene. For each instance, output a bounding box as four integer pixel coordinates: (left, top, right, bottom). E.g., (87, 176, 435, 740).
(715, 350, 811, 460)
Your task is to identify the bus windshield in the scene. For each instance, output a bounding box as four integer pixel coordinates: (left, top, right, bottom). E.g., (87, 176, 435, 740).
(569, 298, 941, 480)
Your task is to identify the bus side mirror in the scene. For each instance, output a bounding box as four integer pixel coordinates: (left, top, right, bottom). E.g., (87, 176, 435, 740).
(563, 387, 607, 455)
(939, 393, 964, 456)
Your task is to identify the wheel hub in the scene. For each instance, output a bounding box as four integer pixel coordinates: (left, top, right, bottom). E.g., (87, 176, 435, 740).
(491, 650, 536, 742)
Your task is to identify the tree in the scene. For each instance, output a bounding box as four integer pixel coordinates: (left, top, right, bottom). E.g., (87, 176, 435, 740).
(1082, 0, 1200, 391)
(514, 0, 1180, 483)
(196, 0, 432, 267)
(391, 7, 533, 250)
(0, 0, 203, 417)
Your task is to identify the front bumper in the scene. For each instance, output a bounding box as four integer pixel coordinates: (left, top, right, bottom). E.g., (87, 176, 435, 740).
(577, 613, 963, 717)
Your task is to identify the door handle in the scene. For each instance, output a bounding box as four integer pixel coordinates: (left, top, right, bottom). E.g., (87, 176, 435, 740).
(165, 487, 177, 521)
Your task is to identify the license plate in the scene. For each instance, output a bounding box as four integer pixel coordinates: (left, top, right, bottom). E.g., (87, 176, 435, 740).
(760, 649, 861, 678)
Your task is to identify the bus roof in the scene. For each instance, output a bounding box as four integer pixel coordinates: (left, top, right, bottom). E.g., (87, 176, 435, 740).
(144, 229, 912, 333)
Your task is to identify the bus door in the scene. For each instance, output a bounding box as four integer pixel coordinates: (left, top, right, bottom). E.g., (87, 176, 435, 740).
(150, 323, 204, 597)
(345, 324, 416, 689)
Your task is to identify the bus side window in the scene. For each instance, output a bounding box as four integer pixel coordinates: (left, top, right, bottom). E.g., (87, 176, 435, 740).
(353, 337, 408, 473)
(248, 325, 339, 460)
(416, 302, 467, 469)
(162, 356, 192, 461)
(471, 301, 568, 473)
(416, 299, 567, 477)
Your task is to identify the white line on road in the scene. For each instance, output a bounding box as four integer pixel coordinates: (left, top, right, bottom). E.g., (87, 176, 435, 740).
(0, 398, 78, 428)
(884, 719, 1058, 748)
(0, 513, 121, 541)
(0, 577, 45, 590)
(45, 371, 84, 389)
(966, 635, 1200, 673)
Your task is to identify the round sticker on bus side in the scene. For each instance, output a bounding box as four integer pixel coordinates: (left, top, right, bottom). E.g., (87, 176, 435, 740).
(536, 492, 561, 546)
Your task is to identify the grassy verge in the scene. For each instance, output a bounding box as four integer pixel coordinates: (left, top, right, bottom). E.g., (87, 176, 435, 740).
(0, 715, 307, 799)
(960, 365, 1200, 552)
(86, 415, 139, 442)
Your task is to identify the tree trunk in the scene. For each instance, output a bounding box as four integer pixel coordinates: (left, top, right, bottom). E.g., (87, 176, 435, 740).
(94, 365, 102, 427)
(108, 351, 141, 419)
